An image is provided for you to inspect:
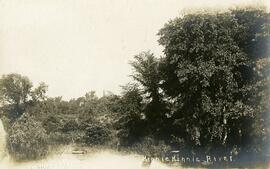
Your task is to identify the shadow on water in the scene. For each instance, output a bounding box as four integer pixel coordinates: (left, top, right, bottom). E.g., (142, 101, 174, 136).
(0, 118, 185, 169)
(0, 150, 187, 169)
(0, 119, 269, 169)
(0, 118, 188, 169)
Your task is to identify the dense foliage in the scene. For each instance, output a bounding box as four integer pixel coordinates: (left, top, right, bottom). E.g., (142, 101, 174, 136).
(157, 8, 270, 157)
(83, 121, 111, 146)
(7, 113, 49, 160)
(0, 7, 269, 166)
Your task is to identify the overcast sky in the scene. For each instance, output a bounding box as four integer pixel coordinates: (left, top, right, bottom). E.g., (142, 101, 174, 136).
(0, 0, 269, 100)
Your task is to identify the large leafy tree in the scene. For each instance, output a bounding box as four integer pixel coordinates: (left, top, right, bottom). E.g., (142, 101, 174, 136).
(0, 74, 47, 120)
(157, 7, 270, 156)
(130, 51, 170, 139)
(0, 74, 33, 105)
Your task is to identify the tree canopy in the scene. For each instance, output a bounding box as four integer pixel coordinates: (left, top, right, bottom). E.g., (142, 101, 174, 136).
(157, 7, 270, 155)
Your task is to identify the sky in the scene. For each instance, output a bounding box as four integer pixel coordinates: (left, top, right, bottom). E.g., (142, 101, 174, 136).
(0, 0, 269, 100)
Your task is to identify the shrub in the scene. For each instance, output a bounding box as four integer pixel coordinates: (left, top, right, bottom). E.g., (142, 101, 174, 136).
(7, 113, 49, 161)
(83, 122, 111, 146)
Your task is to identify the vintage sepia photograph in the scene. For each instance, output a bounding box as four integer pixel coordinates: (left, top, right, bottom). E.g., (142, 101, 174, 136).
(0, 0, 269, 168)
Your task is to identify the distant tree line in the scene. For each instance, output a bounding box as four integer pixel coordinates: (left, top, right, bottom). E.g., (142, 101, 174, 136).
(0, 7, 269, 166)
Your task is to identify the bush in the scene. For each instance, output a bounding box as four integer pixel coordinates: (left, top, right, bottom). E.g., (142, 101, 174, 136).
(7, 113, 49, 161)
(83, 122, 111, 146)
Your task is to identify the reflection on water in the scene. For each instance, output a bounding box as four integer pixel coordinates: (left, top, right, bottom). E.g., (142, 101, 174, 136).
(0, 119, 181, 169)
(0, 151, 180, 169)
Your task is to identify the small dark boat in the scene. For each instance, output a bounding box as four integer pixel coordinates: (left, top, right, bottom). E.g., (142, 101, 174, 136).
(72, 150, 87, 154)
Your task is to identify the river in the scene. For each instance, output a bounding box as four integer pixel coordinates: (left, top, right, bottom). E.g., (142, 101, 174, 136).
(0, 119, 186, 169)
